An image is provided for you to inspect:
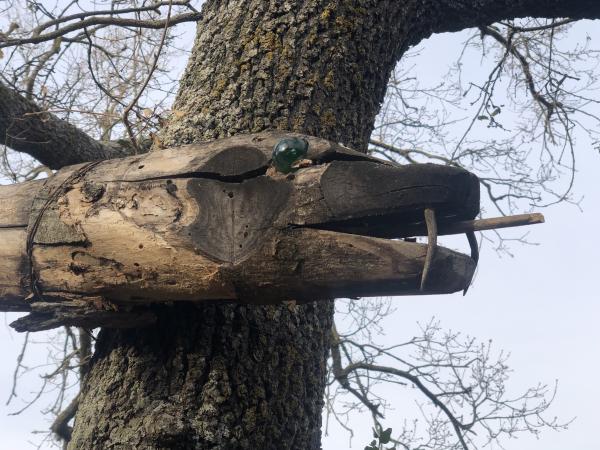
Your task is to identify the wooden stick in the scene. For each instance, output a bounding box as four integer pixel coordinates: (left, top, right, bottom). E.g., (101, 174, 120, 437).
(420, 208, 437, 291)
(438, 213, 545, 236)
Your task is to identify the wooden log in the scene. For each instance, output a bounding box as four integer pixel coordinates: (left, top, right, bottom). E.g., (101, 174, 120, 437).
(0, 132, 485, 331)
(235, 228, 475, 302)
(0, 228, 29, 311)
(0, 180, 42, 311)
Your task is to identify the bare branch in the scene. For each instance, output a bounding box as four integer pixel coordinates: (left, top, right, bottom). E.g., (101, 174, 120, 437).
(0, 81, 133, 168)
(329, 318, 568, 449)
(0, 12, 201, 49)
(122, 1, 173, 152)
(50, 394, 79, 444)
(423, 0, 600, 41)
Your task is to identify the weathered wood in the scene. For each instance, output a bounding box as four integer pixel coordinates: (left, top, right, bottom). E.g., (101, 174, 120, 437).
(235, 228, 475, 302)
(0, 179, 43, 227)
(89, 130, 384, 183)
(436, 213, 545, 235)
(185, 176, 291, 263)
(0, 228, 29, 311)
(315, 161, 480, 236)
(320, 161, 480, 223)
(0, 180, 36, 307)
(0, 133, 487, 330)
(10, 294, 157, 332)
(378, 212, 545, 240)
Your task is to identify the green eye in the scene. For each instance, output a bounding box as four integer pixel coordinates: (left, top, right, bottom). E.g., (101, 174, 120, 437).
(272, 138, 309, 173)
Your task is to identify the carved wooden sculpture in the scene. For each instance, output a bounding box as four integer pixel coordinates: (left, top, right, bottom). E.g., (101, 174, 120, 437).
(0, 132, 542, 332)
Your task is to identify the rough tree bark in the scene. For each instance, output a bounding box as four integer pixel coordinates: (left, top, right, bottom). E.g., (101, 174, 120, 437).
(56, 0, 599, 449)
(0, 81, 133, 169)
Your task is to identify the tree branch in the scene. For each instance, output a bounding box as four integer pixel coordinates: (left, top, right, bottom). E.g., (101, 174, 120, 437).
(0, 12, 201, 49)
(30, 1, 194, 36)
(0, 81, 133, 169)
(50, 394, 79, 444)
(419, 0, 600, 43)
(479, 25, 559, 116)
(336, 361, 471, 449)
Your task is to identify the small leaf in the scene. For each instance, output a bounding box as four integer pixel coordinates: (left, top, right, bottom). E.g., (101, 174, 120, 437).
(477, 115, 489, 121)
(379, 428, 392, 444)
(490, 107, 501, 117)
(142, 108, 153, 118)
(0, 48, 3, 59)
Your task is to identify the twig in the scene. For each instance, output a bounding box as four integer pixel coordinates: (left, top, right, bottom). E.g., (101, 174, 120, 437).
(50, 394, 79, 444)
(0, 12, 201, 48)
(6, 332, 29, 405)
(122, 0, 173, 152)
(396, 213, 545, 238)
(31, 1, 193, 35)
(438, 213, 544, 235)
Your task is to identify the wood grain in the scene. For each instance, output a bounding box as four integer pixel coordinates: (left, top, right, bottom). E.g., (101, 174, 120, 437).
(0, 133, 482, 330)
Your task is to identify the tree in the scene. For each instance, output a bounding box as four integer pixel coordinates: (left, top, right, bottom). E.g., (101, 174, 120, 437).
(1, 1, 599, 449)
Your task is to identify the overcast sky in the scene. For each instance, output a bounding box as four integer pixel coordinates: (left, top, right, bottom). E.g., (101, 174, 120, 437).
(323, 21, 600, 450)
(1, 15, 599, 450)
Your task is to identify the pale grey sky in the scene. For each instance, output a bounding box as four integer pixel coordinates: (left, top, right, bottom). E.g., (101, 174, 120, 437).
(323, 23, 600, 450)
(323, 154, 600, 450)
(1, 14, 599, 450)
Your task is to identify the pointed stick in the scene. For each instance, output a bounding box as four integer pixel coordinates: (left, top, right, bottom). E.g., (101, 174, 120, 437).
(438, 213, 545, 236)
(398, 213, 545, 238)
(420, 208, 437, 291)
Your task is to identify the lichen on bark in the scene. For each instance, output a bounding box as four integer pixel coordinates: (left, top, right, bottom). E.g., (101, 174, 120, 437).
(70, 303, 333, 449)
(70, 0, 420, 446)
(69, 0, 600, 448)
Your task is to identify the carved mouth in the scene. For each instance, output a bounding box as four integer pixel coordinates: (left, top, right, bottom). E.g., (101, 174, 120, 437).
(311, 160, 480, 239)
(274, 160, 483, 297)
(305, 214, 479, 295)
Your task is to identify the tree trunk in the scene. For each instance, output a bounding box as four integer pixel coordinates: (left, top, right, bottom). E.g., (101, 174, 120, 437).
(68, 0, 600, 448)
(69, 1, 416, 447)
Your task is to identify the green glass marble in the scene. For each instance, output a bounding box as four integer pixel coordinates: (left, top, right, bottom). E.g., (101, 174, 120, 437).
(272, 137, 309, 173)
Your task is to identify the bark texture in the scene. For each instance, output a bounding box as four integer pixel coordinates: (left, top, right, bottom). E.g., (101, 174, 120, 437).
(69, 302, 333, 449)
(430, 0, 600, 36)
(72, 0, 411, 446)
(159, 0, 421, 152)
(0, 81, 132, 169)
(67, 0, 600, 448)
